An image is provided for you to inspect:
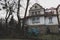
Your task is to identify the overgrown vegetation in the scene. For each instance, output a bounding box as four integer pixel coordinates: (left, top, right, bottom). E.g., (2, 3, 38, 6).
(0, 0, 30, 38)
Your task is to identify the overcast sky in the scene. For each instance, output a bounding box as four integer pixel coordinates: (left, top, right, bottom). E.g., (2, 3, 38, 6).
(0, 0, 60, 20)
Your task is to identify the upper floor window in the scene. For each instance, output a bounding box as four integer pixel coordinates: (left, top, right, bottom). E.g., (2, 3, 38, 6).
(32, 12, 34, 15)
(31, 11, 41, 16)
(32, 17, 40, 24)
(49, 16, 53, 23)
(38, 11, 40, 14)
(35, 12, 37, 15)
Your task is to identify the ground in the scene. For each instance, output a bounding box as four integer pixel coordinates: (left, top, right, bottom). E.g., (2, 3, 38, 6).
(0, 34, 60, 40)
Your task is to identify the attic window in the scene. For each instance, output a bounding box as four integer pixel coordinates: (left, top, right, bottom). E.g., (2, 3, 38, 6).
(35, 6, 37, 8)
(38, 11, 40, 14)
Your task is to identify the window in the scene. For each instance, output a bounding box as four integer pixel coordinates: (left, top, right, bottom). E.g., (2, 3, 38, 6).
(32, 12, 34, 15)
(32, 17, 35, 21)
(49, 16, 53, 23)
(32, 17, 40, 24)
(38, 11, 40, 13)
(32, 12, 34, 14)
(38, 11, 40, 14)
(35, 12, 37, 15)
(35, 6, 37, 8)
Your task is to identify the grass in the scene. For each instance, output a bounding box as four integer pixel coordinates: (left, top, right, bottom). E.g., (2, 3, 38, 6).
(26, 34, 60, 40)
(37, 34, 60, 40)
(1, 34, 60, 40)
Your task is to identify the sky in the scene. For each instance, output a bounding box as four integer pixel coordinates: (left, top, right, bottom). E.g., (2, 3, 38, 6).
(0, 0, 60, 20)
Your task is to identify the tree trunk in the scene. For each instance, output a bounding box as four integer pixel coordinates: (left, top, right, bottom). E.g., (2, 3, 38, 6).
(56, 9, 60, 29)
(22, 0, 30, 37)
(22, 0, 30, 30)
(17, 0, 21, 36)
(4, 0, 8, 35)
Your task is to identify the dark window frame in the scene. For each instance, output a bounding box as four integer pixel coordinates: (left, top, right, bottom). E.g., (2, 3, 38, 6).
(32, 17, 40, 24)
(35, 6, 37, 8)
(49, 16, 53, 23)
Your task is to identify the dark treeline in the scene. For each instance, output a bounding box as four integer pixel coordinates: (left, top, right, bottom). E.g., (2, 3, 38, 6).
(0, 17, 18, 38)
(0, 0, 30, 38)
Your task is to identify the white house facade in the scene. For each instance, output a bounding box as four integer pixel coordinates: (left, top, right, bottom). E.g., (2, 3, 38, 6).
(24, 3, 59, 34)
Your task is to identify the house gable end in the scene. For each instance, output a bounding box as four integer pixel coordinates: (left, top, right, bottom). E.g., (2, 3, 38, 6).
(30, 3, 43, 10)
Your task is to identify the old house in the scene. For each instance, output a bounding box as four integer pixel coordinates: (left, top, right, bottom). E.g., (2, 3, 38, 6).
(24, 3, 59, 34)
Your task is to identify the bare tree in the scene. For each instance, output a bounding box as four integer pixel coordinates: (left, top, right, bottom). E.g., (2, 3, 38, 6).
(17, 0, 21, 31)
(4, 0, 16, 25)
(0, 0, 18, 35)
(22, 0, 30, 30)
(22, 0, 30, 37)
(0, 0, 30, 38)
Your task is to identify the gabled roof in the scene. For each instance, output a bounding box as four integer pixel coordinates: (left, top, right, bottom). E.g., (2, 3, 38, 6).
(30, 3, 44, 10)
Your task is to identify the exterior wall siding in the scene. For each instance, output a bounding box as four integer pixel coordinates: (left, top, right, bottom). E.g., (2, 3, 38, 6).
(45, 16, 58, 25)
(26, 16, 58, 25)
(27, 17, 45, 25)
